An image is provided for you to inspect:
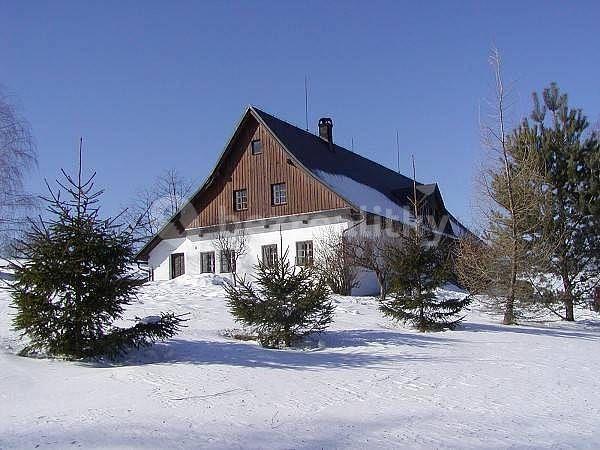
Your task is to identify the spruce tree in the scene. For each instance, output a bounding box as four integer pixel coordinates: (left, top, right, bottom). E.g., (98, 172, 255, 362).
(224, 249, 334, 348)
(382, 229, 469, 331)
(381, 157, 469, 331)
(10, 145, 185, 359)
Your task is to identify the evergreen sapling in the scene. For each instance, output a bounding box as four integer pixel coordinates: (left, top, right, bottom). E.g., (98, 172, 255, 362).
(381, 230, 469, 331)
(10, 144, 186, 359)
(224, 249, 334, 348)
(381, 156, 469, 331)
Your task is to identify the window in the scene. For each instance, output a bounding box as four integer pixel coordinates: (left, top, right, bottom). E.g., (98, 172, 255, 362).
(200, 251, 215, 273)
(251, 139, 262, 155)
(261, 244, 278, 267)
(220, 250, 236, 273)
(170, 253, 185, 279)
(234, 189, 248, 211)
(295, 240, 314, 266)
(271, 182, 287, 206)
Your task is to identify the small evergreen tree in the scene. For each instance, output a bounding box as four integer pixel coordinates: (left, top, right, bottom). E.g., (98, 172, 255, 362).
(381, 228, 469, 331)
(10, 145, 185, 359)
(224, 249, 334, 348)
(381, 155, 469, 331)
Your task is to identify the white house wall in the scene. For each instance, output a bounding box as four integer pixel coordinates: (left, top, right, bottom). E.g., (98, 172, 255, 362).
(148, 216, 349, 282)
(148, 215, 383, 297)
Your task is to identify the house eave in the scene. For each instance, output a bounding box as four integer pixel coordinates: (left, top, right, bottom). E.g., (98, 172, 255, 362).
(186, 207, 358, 237)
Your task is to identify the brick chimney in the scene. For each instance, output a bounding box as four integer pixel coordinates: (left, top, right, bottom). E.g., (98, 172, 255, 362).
(318, 117, 334, 151)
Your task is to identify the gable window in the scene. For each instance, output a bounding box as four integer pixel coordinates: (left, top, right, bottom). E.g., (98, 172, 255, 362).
(170, 253, 185, 279)
(200, 251, 215, 273)
(295, 240, 314, 266)
(251, 139, 262, 155)
(234, 189, 248, 211)
(271, 182, 287, 206)
(261, 244, 278, 267)
(220, 250, 236, 273)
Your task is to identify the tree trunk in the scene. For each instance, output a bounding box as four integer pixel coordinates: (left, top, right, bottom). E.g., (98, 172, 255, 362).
(503, 296, 516, 325)
(377, 272, 387, 300)
(559, 252, 575, 322)
(562, 277, 575, 321)
(496, 57, 518, 327)
(564, 298, 575, 322)
(503, 241, 518, 325)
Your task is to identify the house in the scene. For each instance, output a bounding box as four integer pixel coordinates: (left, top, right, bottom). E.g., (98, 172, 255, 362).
(135, 106, 469, 295)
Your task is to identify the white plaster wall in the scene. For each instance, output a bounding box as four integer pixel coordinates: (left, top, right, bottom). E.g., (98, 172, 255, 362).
(147, 215, 385, 297)
(148, 216, 350, 282)
(352, 270, 381, 297)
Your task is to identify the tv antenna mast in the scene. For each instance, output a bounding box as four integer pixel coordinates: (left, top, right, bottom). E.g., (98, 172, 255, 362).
(304, 75, 309, 131)
(396, 130, 400, 173)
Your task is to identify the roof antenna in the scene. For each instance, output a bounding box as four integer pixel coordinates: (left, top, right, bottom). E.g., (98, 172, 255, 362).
(412, 154, 419, 221)
(351, 137, 354, 151)
(396, 130, 400, 173)
(304, 74, 309, 131)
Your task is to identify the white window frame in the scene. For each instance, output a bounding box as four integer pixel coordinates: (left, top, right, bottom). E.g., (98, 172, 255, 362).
(271, 182, 287, 206)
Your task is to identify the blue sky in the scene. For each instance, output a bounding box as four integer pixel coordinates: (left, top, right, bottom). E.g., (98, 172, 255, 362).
(1, 1, 599, 227)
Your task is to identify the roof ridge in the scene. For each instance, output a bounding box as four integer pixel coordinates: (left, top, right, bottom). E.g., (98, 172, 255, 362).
(251, 106, 414, 182)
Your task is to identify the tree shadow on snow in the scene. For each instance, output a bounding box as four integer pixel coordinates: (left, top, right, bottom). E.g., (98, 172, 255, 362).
(86, 330, 452, 370)
(316, 329, 459, 349)
(459, 321, 600, 340)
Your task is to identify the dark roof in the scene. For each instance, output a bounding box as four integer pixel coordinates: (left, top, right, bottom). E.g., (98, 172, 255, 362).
(253, 107, 415, 201)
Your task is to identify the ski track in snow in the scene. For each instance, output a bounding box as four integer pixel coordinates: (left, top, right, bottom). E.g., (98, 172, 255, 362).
(1, 274, 599, 449)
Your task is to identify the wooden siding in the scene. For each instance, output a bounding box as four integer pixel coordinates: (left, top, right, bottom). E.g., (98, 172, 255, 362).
(181, 117, 349, 230)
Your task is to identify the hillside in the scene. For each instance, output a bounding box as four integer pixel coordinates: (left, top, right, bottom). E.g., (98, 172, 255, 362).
(1, 274, 599, 449)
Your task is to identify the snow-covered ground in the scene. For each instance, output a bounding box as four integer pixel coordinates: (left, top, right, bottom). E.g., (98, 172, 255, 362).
(1, 274, 600, 449)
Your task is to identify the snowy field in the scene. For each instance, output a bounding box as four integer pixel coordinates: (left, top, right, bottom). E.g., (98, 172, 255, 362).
(1, 274, 600, 449)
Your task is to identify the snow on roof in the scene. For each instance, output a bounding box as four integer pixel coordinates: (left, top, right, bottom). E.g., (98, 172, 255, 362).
(314, 170, 413, 224)
(448, 214, 470, 238)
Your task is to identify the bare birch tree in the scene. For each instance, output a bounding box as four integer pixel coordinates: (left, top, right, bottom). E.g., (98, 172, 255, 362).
(155, 169, 193, 217)
(314, 227, 358, 296)
(127, 169, 193, 245)
(0, 88, 37, 254)
(212, 226, 248, 284)
(344, 227, 395, 300)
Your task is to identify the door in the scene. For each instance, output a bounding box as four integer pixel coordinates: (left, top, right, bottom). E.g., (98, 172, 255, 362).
(170, 253, 185, 279)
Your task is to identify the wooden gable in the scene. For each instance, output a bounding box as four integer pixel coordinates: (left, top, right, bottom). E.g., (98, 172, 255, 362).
(179, 114, 349, 230)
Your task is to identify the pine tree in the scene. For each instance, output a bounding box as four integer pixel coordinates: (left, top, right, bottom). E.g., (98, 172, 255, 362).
(10, 144, 185, 359)
(524, 84, 600, 320)
(224, 249, 334, 348)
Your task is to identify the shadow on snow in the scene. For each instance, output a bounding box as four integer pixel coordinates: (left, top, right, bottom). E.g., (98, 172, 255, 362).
(459, 321, 600, 340)
(316, 328, 460, 348)
(88, 329, 457, 369)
